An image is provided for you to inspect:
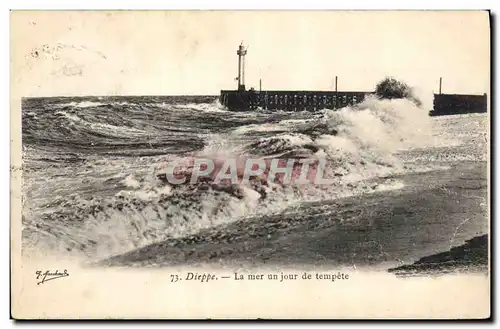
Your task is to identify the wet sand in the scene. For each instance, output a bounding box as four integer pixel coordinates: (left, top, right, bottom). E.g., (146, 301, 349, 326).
(100, 160, 488, 273)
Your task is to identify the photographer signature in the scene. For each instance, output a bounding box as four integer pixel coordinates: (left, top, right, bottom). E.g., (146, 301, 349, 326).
(35, 269, 69, 285)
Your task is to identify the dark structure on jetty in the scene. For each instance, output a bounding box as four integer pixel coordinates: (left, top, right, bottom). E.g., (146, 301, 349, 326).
(430, 93, 488, 116)
(220, 44, 488, 115)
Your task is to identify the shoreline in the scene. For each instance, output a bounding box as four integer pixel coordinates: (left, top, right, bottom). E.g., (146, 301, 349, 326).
(388, 234, 488, 277)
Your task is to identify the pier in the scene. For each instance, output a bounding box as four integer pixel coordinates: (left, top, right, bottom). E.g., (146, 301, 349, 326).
(430, 93, 488, 116)
(220, 44, 488, 114)
(220, 43, 371, 111)
(220, 89, 371, 111)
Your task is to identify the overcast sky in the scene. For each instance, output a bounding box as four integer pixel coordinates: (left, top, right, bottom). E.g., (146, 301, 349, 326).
(11, 11, 490, 97)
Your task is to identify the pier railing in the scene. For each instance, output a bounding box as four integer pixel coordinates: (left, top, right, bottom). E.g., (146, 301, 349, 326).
(220, 89, 488, 115)
(220, 90, 373, 111)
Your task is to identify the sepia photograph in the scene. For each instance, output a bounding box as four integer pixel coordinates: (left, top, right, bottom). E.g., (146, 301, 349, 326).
(10, 10, 491, 319)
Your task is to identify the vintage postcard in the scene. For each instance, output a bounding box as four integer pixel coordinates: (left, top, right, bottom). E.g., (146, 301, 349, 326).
(10, 10, 490, 319)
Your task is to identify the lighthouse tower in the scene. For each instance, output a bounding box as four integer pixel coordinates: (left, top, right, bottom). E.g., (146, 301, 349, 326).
(236, 42, 247, 91)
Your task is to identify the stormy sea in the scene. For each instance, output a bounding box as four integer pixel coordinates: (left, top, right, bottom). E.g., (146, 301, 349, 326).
(21, 95, 489, 274)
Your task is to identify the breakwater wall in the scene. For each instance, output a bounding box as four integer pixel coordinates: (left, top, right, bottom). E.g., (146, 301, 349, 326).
(220, 90, 488, 115)
(430, 93, 488, 116)
(220, 90, 372, 111)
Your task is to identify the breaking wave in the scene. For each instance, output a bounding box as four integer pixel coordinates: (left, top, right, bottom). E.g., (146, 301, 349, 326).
(22, 95, 454, 261)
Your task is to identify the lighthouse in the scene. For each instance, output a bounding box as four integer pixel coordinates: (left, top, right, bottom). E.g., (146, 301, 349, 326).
(236, 42, 247, 91)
